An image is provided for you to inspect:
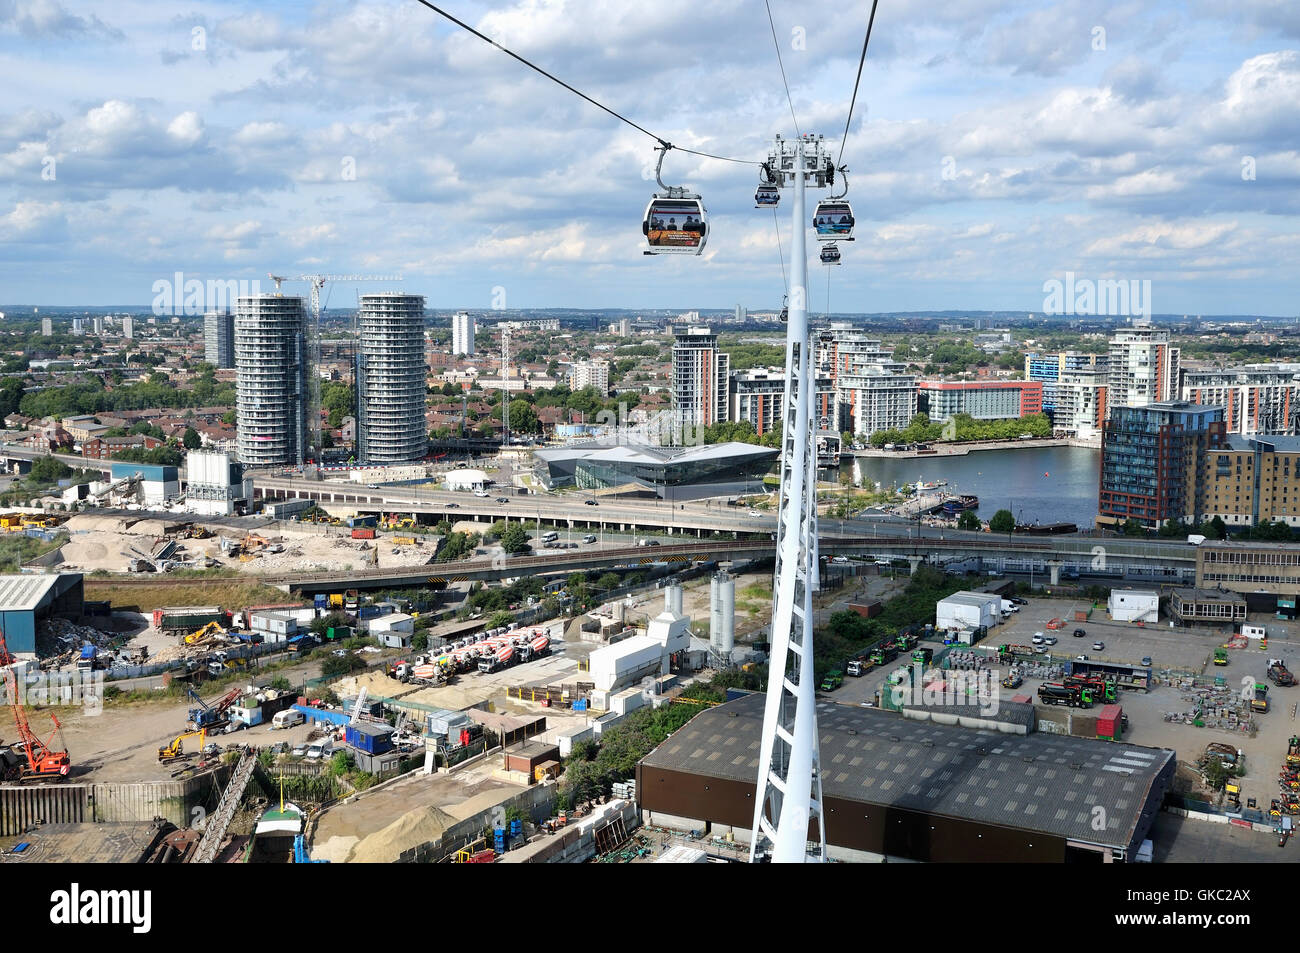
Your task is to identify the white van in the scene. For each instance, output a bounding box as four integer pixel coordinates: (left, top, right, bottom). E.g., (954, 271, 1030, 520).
(272, 709, 305, 730)
(305, 740, 333, 761)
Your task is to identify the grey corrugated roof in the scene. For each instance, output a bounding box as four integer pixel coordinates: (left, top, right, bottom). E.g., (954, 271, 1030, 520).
(0, 574, 67, 612)
(640, 693, 1172, 850)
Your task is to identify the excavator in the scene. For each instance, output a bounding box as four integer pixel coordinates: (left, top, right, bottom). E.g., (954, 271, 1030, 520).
(184, 621, 226, 645)
(158, 728, 206, 763)
(0, 630, 71, 782)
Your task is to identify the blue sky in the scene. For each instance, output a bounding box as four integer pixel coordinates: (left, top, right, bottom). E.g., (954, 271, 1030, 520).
(1, 0, 1299, 315)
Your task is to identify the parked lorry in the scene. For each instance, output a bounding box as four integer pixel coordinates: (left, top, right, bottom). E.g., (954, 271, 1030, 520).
(1213, 647, 1229, 666)
(999, 644, 1038, 661)
(846, 658, 875, 677)
(1037, 682, 1091, 708)
(911, 647, 934, 666)
(869, 644, 898, 667)
(818, 670, 844, 692)
(1252, 683, 1270, 714)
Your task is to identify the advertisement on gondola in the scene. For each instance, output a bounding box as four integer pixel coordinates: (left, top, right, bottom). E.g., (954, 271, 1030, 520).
(813, 201, 854, 238)
(646, 199, 706, 249)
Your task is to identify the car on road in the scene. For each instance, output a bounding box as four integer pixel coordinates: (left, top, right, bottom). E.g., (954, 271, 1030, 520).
(1141, 656, 1152, 666)
(496, 497, 509, 503)
(1073, 628, 1086, 637)
(582, 534, 597, 543)
(446, 502, 459, 508)
(1075, 654, 1089, 661)
(367, 484, 378, 489)
(749, 510, 763, 518)
(1092, 641, 1105, 651)
(584, 499, 599, 506)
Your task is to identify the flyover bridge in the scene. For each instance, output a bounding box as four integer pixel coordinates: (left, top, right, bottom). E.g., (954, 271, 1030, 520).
(254, 534, 1194, 594)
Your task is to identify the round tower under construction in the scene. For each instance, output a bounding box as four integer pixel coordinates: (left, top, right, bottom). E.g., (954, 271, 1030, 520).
(356, 293, 428, 464)
(235, 294, 308, 467)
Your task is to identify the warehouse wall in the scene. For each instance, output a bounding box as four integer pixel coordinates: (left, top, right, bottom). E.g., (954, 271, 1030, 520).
(0, 767, 231, 835)
(635, 764, 1071, 863)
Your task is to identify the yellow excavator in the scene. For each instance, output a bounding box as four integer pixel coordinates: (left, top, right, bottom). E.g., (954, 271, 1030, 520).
(184, 621, 225, 645)
(158, 728, 206, 763)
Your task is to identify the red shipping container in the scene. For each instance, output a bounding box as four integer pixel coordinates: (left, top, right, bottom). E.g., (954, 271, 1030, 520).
(351, 528, 376, 539)
(152, 609, 163, 628)
(1096, 703, 1122, 737)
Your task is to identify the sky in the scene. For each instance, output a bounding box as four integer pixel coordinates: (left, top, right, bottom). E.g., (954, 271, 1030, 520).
(1, 0, 1299, 316)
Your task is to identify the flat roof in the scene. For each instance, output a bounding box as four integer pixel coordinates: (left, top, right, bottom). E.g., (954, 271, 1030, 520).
(0, 573, 77, 612)
(1172, 588, 1246, 604)
(640, 693, 1173, 851)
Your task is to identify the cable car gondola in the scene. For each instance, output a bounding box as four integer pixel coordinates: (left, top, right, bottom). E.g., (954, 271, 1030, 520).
(754, 184, 780, 208)
(813, 200, 854, 242)
(820, 242, 841, 266)
(779, 293, 788, 322)
(642, 144, 708, 256)
(642, 196, 708, 255)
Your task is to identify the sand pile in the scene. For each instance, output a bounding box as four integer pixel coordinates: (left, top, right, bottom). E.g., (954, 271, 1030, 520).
(59, 534, 129, 572)
(349, 805, 456, 863)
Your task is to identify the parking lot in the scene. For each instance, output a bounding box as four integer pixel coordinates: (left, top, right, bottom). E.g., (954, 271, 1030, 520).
(819, 594, 1300, 830)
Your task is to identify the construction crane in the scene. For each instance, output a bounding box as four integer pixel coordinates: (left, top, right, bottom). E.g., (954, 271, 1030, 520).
(158, 728, 206, 763)
(266, 272, 403, 463)
(185, 686, 242, 731)
(0, 630, 71, 782)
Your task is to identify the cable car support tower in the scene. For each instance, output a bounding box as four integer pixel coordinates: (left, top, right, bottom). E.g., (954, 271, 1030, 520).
(751, 134, 835, 863)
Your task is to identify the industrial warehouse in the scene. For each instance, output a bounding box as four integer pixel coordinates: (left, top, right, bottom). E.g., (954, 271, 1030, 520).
(636, 693, 1174, 863)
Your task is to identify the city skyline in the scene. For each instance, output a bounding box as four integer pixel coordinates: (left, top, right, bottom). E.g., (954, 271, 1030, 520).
(0, 1, 1298, 314)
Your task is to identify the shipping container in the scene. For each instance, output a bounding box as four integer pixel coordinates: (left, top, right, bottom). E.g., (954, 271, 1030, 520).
(154, 606, 226, 632)
(345, 722, 394, 755)
(1097, 703, 1123, 739)
(351, 528, 376, 540)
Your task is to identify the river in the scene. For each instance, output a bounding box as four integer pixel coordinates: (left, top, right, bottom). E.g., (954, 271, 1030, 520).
(844, 445, 1102, 530)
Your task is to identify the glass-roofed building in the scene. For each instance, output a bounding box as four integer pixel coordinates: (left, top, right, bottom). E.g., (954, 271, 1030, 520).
(533, 441, 778, 501)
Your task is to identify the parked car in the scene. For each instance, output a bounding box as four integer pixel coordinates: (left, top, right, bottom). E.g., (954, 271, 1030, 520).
(1141, 656, 1152, 666)
(291, 742, 309, 757)
(332, 648, 348, 657)
(1073, 628, 1086, 638)
(1043, 636, 1058, 645)
(1092, 641, 1105, 651)
(1031, 633, 1045, 645)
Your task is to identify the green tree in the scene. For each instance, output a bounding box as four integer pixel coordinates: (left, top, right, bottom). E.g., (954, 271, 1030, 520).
(1122, 518, 1147, 537)
(988, 509, 1016, 534)
(499, 523, 531, 555)
(182, 426, 201, 450)
(957, 510, 981, 531)
(487, 610, 514, 630)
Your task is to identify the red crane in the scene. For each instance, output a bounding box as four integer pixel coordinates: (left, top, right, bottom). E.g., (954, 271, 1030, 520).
(0, 630, 71, 782)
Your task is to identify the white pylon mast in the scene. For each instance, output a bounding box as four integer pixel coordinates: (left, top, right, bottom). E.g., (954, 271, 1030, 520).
(751, 134, 833, 863)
